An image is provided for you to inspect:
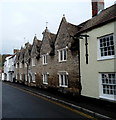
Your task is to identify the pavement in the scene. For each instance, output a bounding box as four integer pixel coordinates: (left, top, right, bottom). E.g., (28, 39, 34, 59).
(2, 81, 116, 120)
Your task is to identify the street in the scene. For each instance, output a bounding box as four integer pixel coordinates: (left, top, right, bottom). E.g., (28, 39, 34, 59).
(2, 82, 92, 119)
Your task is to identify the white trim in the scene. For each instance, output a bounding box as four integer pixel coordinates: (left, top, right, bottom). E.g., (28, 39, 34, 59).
(19, 62, 23, 68)
(43, 73, 48, 85)
(99, 73, 116, 101)
(32, 58, 36, 66)
(97, 55, 115, 61)
(32, 73, 36, 82)
(58, 71, 68, 88)
(58, 48, 67, 62)
(24, 63, 27, 68)
(97, 34, 115, 60)
(42, 54, 48, 65)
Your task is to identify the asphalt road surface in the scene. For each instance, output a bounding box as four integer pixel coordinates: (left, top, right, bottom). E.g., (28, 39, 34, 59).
(2, 82, 93, 119)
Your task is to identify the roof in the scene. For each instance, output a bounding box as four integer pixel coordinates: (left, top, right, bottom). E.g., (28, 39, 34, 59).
(77, 4, 116, 34)
(49, 32, 56, 48)
(31, 36, 42, 58)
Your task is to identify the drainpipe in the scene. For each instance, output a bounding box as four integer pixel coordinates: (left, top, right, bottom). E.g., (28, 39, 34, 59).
(78, 40, 82, 95)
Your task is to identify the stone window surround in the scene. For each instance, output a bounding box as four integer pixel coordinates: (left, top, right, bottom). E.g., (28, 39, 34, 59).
(42, 72, 49, 85)
(31, 58, 36, 66)
(57, 47, 68, 62)
(58, 71, 68, 88)
(19, 62, 23, 68)
(16, 63, 19, 68)
(20, 73, 23, 81)
(24, 63, 27, 68)
(32, 73, 36, 82)
(42, 53, 48, 65)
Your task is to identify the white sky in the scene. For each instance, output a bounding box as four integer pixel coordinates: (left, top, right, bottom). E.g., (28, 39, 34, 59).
(0, 0, 115, 54)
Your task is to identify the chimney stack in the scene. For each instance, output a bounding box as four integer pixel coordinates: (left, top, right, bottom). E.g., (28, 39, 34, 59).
(92, 0, 104, 17)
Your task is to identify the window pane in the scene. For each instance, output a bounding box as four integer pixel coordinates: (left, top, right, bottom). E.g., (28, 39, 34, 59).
(61, 75, 63, 85)
(64, 49, 67, 60)
(60, 51, 63, 61)
(64, 75, 68, 85)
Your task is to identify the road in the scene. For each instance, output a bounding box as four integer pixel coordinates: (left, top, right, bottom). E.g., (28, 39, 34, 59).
(2, 82, 93, 119)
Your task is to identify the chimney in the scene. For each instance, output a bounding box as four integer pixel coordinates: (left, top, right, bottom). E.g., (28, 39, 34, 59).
(92, 0, 104, 17)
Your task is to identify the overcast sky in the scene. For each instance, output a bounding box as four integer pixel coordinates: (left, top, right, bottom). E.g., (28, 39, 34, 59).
(0, 0, 115, 54)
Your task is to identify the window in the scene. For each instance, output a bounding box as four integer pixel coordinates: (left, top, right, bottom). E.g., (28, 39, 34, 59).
(16, 74, 18, 79)
(32, 58, 36, 66)
(58, 49, 67, 62)
(25, 63, 27, 68)
(98, 34, 115, 60)
(19, 62, 23, 68)
(58, 72, 68, 87)
(20, 74, 22, 81)
(32, 73, 36, 82)
(99, 73, 116, 101)
(42, 54, 48, 65)
(16, 63, 19, 68)
(43, 73, 48, 84)
(25, 74, 27, 81)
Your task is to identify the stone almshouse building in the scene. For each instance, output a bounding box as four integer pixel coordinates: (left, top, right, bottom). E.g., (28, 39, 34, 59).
(15, 16, 81, 95)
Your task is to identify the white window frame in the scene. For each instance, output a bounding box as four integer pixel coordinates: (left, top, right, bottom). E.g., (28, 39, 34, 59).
(20, 73, 23, 81)
(16, 74, 18, 79)
(16, 63, 19, 68)
(43, 73, 48, 84)
(32, 58, 36, 66)
(42, 54, 48, 65)
(99, 73, 116, 101)
(58, 71, 68, 87)
(25, 74, 27, 81)
(19, 62, 23, 68)
(32, 73, 36, 82)
(97, 34, 115, 61)
(25, 63, 27, 68)
(58, 48, 67, 62)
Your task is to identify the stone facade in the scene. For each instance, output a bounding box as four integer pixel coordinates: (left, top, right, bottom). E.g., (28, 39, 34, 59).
(14, 16, 81, 95)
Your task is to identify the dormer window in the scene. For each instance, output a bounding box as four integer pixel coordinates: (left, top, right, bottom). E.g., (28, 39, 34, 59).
(58, 48, 67, 62)
(25, 63, 27, 68)
(16, 63, 18, 68)
(19, 62, 23, 68)
(42, 54, 48, 65)
(32, 58, 36, 66)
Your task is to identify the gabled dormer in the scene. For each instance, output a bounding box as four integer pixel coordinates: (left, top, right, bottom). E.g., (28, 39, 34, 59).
(24, 42, 32, 65)
(19, 47, 25, 63)
(15, 51, 20, 68)
(55, 16, 79, 51)
(31, 35, 42, 59)
(40, 27, 56, 56)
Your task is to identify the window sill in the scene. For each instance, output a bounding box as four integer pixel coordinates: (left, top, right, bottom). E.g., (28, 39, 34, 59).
(59, 60, 67, 63)
(99, 96, 116, 102)
(43, 63, 48, 66)
(59, 85, 68, 88)
(43, 82, 48, 85)
(97, 56, 115, 61)
(32, 65, 36, 67)
(32, 81, 36, 83)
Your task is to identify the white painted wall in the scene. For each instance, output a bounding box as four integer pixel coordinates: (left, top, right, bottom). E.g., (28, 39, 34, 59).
(3, 55, 16, 82)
